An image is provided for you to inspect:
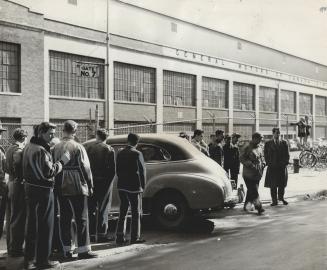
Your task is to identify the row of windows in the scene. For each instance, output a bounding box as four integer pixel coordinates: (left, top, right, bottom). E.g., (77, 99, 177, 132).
(1, 44, 326, 115)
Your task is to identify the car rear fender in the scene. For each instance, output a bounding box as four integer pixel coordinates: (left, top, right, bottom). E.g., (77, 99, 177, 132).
(143, 173, 225, 210)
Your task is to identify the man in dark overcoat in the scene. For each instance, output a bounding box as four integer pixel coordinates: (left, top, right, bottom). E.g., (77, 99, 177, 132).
(85, 128, 116, 243)
(264, 127, 290, 206)
(223, 133, 241, 189)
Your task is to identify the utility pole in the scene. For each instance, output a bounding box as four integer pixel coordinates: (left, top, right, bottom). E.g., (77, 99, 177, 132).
(105, 0, 110, 130)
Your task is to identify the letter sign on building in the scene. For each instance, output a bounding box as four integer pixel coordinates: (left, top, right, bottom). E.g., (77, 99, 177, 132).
(77, 64, 99, 78)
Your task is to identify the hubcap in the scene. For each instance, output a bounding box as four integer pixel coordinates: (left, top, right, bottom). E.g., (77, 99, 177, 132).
(163, 203, 178, 217)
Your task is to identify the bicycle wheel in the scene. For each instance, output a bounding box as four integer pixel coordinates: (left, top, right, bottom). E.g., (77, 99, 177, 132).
(299, 151, 317, 168)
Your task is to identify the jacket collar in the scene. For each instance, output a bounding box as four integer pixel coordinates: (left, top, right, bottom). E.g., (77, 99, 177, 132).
(30, 136, 51, 153)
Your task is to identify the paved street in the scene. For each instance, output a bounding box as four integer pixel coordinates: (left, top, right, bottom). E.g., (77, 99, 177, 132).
(60, 199, 327, 270)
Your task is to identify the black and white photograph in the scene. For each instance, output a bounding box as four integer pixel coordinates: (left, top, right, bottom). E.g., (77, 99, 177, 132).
(0, 0, 326, 269)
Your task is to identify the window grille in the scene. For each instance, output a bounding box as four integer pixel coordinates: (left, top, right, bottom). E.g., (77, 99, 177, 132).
(299, 93, 312, 115)
(50, 119, 96, 143)
(233, 124, 254, 140)
(315, 126, 326, 139)
(0, 118, 21, 151)
(114, 121, 156, 135)
(114, 62, 155, 103)
(163, 122, 195, 133)
(281, 90, 296, 114)
(315, 96, 327, 116)
(0, 41, 20, 93)
(163, 70, 196, 106)
(259, 86, 277, 112)
(49, 51, 104, 99)
(202, 77, 228, 108)
(233, 82, 254, 111)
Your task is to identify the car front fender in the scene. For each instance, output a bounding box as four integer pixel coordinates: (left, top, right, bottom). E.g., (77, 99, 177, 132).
(143, 173, 225, 210)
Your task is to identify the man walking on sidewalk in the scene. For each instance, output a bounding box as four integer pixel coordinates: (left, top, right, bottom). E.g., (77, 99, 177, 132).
(264, 127, 290, 206)
(5, 128, 28, 257)
(116, 133, 146, 245)
(85, 128, 116, 243)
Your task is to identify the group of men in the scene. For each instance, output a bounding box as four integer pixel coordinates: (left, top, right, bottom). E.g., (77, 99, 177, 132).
(0, 121, 146, 269)
(189, 127, 290, 215)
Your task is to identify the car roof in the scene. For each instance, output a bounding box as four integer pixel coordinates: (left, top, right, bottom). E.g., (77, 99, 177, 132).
(84, 134, 200, 161)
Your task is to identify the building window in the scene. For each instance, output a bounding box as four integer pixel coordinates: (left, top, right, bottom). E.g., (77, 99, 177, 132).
(315, 126, 326, 139)
(163, 122, 195, 133)
(0, 42, 20, 93)
(281, 90, 296, 114)
(114, 121, 156, 135)
(299, 93, 312, 115)
(68, 0, 77, 5)
(49, 51, 104, 99)
(233, 124, 254, 140)
(0, 118, 21, 151)
(259, 86, 277, 112)
(315, 96, 327, 116)
(202, 77, 228, 108)
(50, 119, 96, 143)
(202, 123, 227, 143)
(233, 82, 254, 111)
(114, 62, 156, 103)
(163, 70, 196, 106)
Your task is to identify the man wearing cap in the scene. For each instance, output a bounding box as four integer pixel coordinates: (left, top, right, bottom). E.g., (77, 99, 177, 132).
(223, 133, 241, 189)
(23, 122, 71, 269)
(208, 129, 224, 165)
(240, 132, 265, 215)
(53, 120, 97, 260)
(84, 128, 115, 243)
(5, 128, 28, 257)
(191, 129, 209, 156)
(264, 127, 290, 206)
(0, 124, 7, 240)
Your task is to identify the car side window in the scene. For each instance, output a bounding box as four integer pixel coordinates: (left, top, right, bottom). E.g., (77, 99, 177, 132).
(112, 144, 126, 156)
(137, 144, 171, 163)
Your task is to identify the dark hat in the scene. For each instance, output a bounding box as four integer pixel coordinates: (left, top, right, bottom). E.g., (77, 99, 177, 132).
(252, 132, 263, 140)
(231, 132, 241, 138)
(224, 134, 231, 139)
(215, 129, 224, 136)
(13, 128, 28, 141)
(63, 120, 78, 133)
(193, 129, 204, 136)
(0, 123, 7, 132)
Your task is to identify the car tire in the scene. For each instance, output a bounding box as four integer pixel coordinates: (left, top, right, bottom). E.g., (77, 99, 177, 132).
(153, 191, 190, 229)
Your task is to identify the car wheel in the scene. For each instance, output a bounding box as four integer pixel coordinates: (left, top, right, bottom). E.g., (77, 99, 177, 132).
(153, 191, 190, 229)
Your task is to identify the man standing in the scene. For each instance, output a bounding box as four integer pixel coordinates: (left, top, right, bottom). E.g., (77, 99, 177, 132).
(116, 133, 146, 245)
(191, 129, 209, 156)
(223, 133, 241, 189)
(264, 127, 290, 206)
(209, 129, 224, 166)
(240, 132, 265, 215)
(0, 125, 7, 240)
(23, 122, 70, 269)
(85, 128, 116, 243)
(53, 120, 97, 260)
(5, 128, 28, 257)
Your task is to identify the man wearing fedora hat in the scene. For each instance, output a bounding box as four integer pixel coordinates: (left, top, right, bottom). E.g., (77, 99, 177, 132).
(5, 128, 28, 257)
(0, 124, 7, 240)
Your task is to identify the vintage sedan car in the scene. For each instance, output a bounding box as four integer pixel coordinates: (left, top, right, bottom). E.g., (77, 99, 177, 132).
(84, 134, 238, 229)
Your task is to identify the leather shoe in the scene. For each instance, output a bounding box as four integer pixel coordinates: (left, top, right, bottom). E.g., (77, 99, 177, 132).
(270, 202, 278, 206)
(78, 251, 98, 260)
(257, 208, 265, 215)
(116, 238, 129, 245)
(130, 238, 146, 244)
(24, 259, 34, 270)
(35, 260, 60, 269)
(281, 199, 288, 205)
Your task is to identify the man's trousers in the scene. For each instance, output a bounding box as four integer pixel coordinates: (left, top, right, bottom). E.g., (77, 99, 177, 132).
(59, 195, 91, 254)
(24, 184, 54, 264)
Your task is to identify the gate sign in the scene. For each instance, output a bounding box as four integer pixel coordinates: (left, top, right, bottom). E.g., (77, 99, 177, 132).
(77, 64, 99, 78)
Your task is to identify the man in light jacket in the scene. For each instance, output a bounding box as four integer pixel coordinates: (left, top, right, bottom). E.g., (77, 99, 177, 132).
(115, 133, 146, 245)
(23, 122, 70, 270)
(53, 120, 97, 260)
